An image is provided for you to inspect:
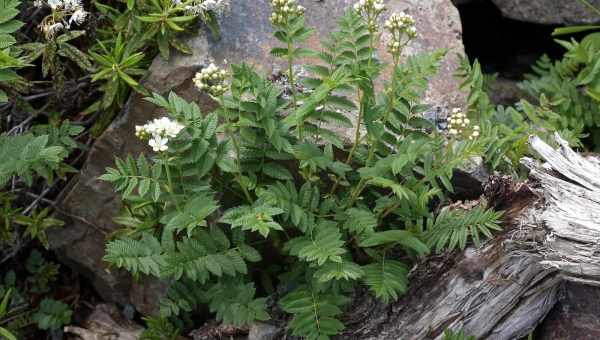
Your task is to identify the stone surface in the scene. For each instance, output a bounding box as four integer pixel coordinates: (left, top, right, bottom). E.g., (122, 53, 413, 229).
(490, 0, 600, 25)
(488, 77, 529, 106)
(247, 322, 281, 340)
(536, 282, 600, 339)
(452, 156, 489, 200)
(52, 0, 467, 314)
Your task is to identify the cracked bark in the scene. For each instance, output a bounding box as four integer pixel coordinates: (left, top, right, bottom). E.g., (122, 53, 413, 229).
(340, 133, 600, 340)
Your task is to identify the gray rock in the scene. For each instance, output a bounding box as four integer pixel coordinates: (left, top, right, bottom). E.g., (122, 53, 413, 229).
(452, 156, 489, 200)
(247, 322, 281, 340)
(52, 0, 467, 314)
(488, 77, 529, 106)
(490, 0, 600, 25)
(536, 282, 600, 339)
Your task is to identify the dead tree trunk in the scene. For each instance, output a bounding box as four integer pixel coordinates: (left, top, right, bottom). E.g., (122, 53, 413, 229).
(341, 133, 600, 340)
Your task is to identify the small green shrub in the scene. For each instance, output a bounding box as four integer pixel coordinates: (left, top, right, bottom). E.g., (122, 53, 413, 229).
(519, 1, 600, 148)
(0, 251, 63, 337)
(32, 298, 72, 331)
(101, 2, 507, 338)
(456, 56, 582, 174)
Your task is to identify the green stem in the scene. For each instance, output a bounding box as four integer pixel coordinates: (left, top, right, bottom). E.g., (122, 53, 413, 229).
(224, 96, 254, 204)
(327, 89, 363, 197)
(347, 53, 403, 208)
(345, 146, 376, 208)
(229, 128, 254, 204)
(379, 202, 400, 222)
(161, 154, 181, 212)
(287, 37, 301, 140)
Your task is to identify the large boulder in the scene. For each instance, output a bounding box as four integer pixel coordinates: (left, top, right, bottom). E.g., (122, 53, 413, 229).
(52, 0, 467, 314)
(490, 0, 600, 25)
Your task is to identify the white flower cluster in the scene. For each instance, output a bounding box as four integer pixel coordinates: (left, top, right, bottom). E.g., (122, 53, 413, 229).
(179, 0, 227, 16)
(353, 0, 386, 32)
(385, 12, 416, 56)
(270, 0, 305, 26)
(447, 108, 480, 140)
(35, 0, 88, 39)
(353, 0, 386, 14)
(193, 63, 229, 96)
(135, 117, 185, 152)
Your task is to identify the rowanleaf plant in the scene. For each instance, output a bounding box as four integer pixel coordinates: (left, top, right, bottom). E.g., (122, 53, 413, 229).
(101, 1, 503, 338)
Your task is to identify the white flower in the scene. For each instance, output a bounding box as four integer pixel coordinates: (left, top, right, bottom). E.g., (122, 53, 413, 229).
(149, 136, 169, 152)
(135, 117, 185, 152)
(47, 0, 63, 9)
(184, 0, 227, 16)
(45, 22, 64, 38)
(194, 63, 228, 96)
(63, 0, 82, 10)
(69, 8, 88, 25)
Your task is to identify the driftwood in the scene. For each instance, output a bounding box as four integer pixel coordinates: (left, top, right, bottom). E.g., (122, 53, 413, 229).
(64, 304, 143, 340)
(340, 133, 600, 340)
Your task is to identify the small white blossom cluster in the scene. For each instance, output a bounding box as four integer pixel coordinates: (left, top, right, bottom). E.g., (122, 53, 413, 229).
(193, 63, 229, 96)
(35, 0, 88, 39)
(178, 0, 227, 16)
(353, 0, 386, 32)
(270, 0, 305, 26)
(384, 12, 416, 56)
(135, 117, 185, 152)
(447, 108, 480, 140)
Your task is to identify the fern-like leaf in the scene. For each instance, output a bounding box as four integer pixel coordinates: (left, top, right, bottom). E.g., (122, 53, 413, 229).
(280, 288, 349, 340)
(426, 205, 503, 253)
(103, 233, 165, 278)
(362, 259, 409, 303)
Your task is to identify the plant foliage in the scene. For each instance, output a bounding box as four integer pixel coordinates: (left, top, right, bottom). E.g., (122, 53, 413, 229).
(101, 3, 511, 339)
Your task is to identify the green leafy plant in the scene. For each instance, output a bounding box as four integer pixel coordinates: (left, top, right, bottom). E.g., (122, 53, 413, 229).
(84, 0, 224, 130)
(0, 252, 63, 338)
(14, 208, 64, 250)
(456, 56, 582, 173)
(88, 33, 148, 117)
(443, 328, 476, 340)
(425, 205, 503, 253)
(24, 250, 60, 294)
(0, 289, 17, 340)
(20, 30, 94, 80)
(32, 298, 72, 331)
(0, 0, 28, 102)
(0, 120, 82, 186)
(518, 0, 600, 148)
(101, 2, 505, 338)
(140, 316, 180, 340)
(135, 0, 197, 60)
(0, 134, 66, 186)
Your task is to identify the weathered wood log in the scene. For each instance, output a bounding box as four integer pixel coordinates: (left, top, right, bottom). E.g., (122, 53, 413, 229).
(340, 133, 600, 340)
(64, 304, 143, 340)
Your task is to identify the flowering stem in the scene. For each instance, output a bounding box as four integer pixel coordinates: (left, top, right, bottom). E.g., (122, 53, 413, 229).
(223, 96, 254, 204)
(287, 34, 301, 140)
(161, 154, 181, 212)
(229, 127, 254, 204)
(327, 88, 363, 197)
